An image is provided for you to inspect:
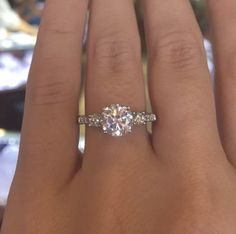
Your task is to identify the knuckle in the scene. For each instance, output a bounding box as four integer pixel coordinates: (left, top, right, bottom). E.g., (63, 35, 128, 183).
(27, 58, 76, 106)
(151, 31, 204, 72)
(101, 73, 141, 102)
(91, 34, 139, 73)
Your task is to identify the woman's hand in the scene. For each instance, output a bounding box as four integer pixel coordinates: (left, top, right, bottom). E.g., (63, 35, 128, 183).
(2, 0, 236, 233)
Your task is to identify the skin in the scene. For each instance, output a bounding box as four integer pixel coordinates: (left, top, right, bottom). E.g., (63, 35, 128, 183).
(1, 0, 236, 233)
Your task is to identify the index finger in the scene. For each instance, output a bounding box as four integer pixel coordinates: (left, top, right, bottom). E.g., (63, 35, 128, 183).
(18, 0, 88, 185)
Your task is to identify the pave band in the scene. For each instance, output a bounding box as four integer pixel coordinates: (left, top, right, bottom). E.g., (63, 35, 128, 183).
(78, 104, 157, 137)
(78, 113, 156, 126)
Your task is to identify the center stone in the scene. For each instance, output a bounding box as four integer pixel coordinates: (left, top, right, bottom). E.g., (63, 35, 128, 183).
(101, 104, 133, 137)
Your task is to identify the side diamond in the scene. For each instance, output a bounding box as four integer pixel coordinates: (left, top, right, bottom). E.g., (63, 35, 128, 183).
(134, 112, 146, 125)
(145, 114, 156, 122)
(88, 114, 102, 127)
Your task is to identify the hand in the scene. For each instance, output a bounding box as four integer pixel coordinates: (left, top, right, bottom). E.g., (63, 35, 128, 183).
(1, 0, 236, 233)
(18, 19, 38, 36)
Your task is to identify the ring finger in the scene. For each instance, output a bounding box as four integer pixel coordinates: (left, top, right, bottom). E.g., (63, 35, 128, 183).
(84, 0, 149, 161)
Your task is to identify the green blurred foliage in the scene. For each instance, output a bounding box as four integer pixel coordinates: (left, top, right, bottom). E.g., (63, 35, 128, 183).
(191, 0, 208, 34)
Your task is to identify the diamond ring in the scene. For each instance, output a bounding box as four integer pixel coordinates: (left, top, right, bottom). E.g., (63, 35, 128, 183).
(78, 104, 157, 137)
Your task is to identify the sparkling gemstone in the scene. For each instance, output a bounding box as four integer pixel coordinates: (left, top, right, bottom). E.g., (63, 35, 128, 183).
(101, 104, 133, 137)
(134, 112, 146, 125)
(149, 114, 157, 121)
(89, 114, 101, 127)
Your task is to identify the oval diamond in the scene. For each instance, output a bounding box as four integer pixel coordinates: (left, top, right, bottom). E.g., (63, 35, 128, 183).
(101, 104, 133, 137)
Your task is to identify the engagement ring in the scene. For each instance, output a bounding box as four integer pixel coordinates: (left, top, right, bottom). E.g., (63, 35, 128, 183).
(78, 104, 157, 137)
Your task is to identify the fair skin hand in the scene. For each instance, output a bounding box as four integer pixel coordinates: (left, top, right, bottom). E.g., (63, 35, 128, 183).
(1, 0, 236, 233)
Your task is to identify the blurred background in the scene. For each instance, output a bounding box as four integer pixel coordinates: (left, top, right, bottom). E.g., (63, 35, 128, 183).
(0, 0, 212, 225)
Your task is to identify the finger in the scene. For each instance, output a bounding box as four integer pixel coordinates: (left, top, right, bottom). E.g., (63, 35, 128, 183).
(84, 0, 150, 164)
(18, 0, 88, 185)
(142, 0, 225, 164)
(207, 0, 236, 166)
